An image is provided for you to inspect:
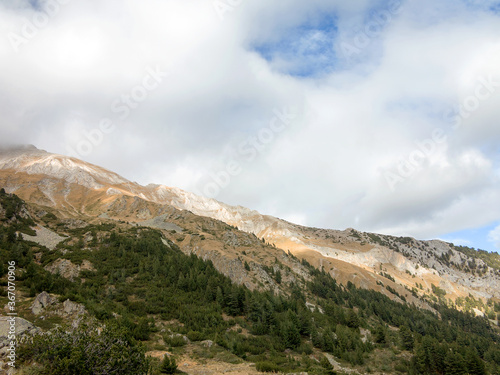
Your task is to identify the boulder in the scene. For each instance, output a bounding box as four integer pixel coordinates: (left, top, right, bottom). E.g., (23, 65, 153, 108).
(31, 291, 56, 315)
(200, 339, 214, 348)
(0, 317, 39, 355)
(44, 259, 95, 281)
(62, 299, 85, 316)
(0, 317, 36, 339)
(44, 259, 80, 280)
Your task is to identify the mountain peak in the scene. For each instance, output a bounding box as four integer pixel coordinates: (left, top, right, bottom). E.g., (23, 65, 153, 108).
(0, 143, 44, 154)
(0, 145, 130, 189)
(0, 147, 499, 303)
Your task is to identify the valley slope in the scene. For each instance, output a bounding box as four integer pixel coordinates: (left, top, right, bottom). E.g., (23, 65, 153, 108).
(1, 145, 499, 309)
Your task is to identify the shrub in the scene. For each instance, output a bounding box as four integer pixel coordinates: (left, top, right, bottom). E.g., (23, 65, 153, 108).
(297, 342, 313, 355)
(187, 330, 204, 342)
(160, 355, 177, 374)
(19, 323, 149, 375)
(255, 361, 281, 372)
(164, 335, 187, 347)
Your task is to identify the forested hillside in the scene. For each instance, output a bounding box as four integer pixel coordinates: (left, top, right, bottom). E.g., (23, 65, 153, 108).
(1, 191, 499, 374)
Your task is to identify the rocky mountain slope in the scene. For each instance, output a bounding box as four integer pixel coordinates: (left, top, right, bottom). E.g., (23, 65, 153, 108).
(1, 145, 499, 308)
(1, 145, 500, 375)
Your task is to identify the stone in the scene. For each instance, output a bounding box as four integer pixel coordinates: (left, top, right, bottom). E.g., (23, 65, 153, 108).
(200, 340, 214, 348)
(44, 259, 95, 281)
(0, 317, 39, 354)
(31, 291, 56, 315)
(62, 299, 85, 316)
(0, 317, 36, 339)
(44, 259, 80, 280)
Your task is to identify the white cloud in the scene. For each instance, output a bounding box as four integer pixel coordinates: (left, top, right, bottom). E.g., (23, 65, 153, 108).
(488, 225, 500, 251)
(1, 0, 500, 243)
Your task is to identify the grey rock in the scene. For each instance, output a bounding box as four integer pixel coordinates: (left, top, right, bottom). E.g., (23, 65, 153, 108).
(0, 317, 39, 356)
(31, 291, 56, 315)
(62, 299, 85, 316)
(44, 259, 95, 281)
(200, 340, 214, 348)
(0, 317, 36, 339)
(22, 225, 65, 250)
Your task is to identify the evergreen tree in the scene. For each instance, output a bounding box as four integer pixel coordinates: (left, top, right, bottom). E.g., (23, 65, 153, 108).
(445, 351, 467, 375)
(216, 286, 225, 307)
(160, 355, 177, 374)
(399, 325, 414, 351)
(466, 349, 487, 375)
(282, 321, 301, 349)
(373, 324, 387, 344)
(275, 269, 282, 284)
(346, 310, 360, 329)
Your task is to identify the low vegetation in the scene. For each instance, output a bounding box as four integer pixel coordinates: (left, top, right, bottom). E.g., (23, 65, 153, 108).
(0, 192, 499, 374)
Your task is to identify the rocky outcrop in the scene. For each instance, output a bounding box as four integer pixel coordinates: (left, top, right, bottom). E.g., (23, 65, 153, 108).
(0, 317, 37, 340)
(0, 317, 40, 358)
(0, 316, 38, 373)
(22, 225, 66, 250)
(44, 259, 96, 281)
(62, 299, 86, 316)
(31, 291, 56, 315)
(2, 145, 500, 305)
(139, 214, 183, 232)
(29, 292, 87, 330)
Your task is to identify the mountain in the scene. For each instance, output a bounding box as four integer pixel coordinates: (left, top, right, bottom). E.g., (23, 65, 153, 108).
(1, 145, 499, 305)
(1, 145, 500, 375)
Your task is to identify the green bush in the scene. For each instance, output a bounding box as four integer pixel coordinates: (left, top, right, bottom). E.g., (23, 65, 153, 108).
(164, 335, 187, 347)
(255, 361, 281, 372)
(18, 323, 149, 375)
(297, 342, 313, 355)
(160, 355, 177, 374)
(394, 360, 409, 373)
(187, 330, 204, 342)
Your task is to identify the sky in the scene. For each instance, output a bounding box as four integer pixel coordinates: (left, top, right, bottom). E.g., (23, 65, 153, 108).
(1, 0, 500, 252)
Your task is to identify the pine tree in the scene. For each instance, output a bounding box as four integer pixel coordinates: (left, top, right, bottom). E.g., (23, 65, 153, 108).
(216, 286, 225, 308)
(399, 325, 414, 351)
(445, 351, 467, 375)
(373, 324, 386, 344)
(320, 355, 336, 375)
(346, 310, 360, 329)
(275, 269, 282, 284)
(282, 321, 301, 349)
(466, 349, 487, 375)
(160, 355, 177, 374)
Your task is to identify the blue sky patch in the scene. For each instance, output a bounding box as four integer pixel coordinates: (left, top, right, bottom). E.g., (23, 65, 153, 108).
(490, 2, 500, 13)
(252, 12, 339, 77)
(251, 1, 407, 77)
(440, 222, 500, 253)
(28, 0, 43, 11)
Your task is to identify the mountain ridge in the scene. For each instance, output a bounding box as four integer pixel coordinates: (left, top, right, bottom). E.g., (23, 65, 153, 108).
(1, 145, 499, 305)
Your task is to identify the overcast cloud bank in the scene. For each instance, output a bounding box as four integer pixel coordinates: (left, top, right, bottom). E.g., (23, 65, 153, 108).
(1, 0, 499, 250)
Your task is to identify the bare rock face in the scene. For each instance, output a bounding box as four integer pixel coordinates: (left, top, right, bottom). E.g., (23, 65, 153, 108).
(0, 317, 37, 339)
(44, 259, 96, 281)
(0, 317, 40, 361)
(200, 340, 214, 348)
(62, 300, 86, 316)
(31, 291, 56, 315)
(81, 260, 96, 272)
(22, 225, 66, 250)
(44, 259, 80, 280)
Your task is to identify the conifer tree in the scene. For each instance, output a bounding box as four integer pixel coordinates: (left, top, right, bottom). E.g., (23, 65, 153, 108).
(160, 355, 177, 374)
